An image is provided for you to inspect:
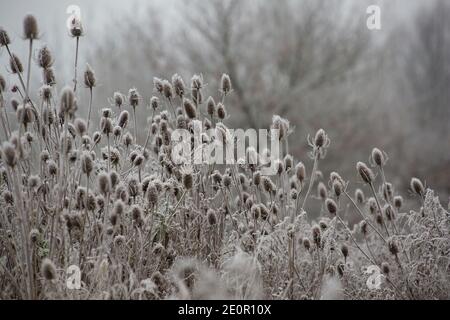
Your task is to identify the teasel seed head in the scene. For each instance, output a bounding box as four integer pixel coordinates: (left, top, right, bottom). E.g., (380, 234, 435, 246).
(356, 162, 374, 184)
(314, 128, 327, 148)
(384, 204, 394, 221)
(394, 196, 403, 209)
(359, 220, 368, 236)
(317, 182, 327, 200)
(84, 63, 96, 88)
(183, 98, 196, 119)
(410, 177, 425, 197)
(131, 205, 143, 224)
(100, 117, 113, 135)
(41, 258, 57, 281)
(207, 209, 217, 225)
(128, 88, 140, 108)
(295, 162, 306, 183)
(325, 198, 337, 215)
(388, 238, 399, 255)
(37, 45, 53, 69)
(1, 141, 17, 167)
(162, 80, 173, 100)
(284, 154, 293, 171)
(59, 86, 76, 115)
(153, 77, 163, 93)
(216, 102, 226, 120)
(261, 176, 276, 195)
(98, 172, 111, 196)
(368, 197, 377, 214)
(355, 188, 365, 204)
(172, 73, 185, 98)
(81, 152, 93, 176)
(341, 244, 349, 260)
(332, 180, 343, 197)
(220, 73, 232, 94)
(10, 54, 23, 74)
(312, 225, 321, 247)
(206, 96, 216, 116)
(93, 131, 101, 144)
(23, 14, 39, 39)
(113, 92, 123, 108)
(0, 27, 11, 46)
(371, 147, 385, 167)
(223, 174, 232, 188)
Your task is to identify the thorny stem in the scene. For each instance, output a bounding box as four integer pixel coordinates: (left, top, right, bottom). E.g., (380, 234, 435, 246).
(26, 39, 33, 100)
(86, 88, 93, 132)
(73, 37, 79, 92)
(300, 151, 319, 213)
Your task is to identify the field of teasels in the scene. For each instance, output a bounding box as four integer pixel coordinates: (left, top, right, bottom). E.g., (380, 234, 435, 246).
(0, 14, 449, 300)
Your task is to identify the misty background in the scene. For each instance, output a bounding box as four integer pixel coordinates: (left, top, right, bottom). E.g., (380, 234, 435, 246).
(1, 0, 449, 200)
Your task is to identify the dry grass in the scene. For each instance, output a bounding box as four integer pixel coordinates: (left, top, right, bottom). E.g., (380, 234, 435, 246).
(0, 15, 449, 300)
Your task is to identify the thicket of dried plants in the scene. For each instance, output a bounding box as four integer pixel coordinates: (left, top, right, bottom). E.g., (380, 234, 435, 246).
(0, 14, 449, 300)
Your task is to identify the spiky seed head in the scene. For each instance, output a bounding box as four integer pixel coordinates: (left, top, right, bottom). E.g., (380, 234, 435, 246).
(98, 172, 111, 196)
(284, 154, 293, 171)
(1, 142, 17, 167)
(100, 117, 112, 135)
(68, 12, 83, 37)
(113, 92, 123, 108)
(23, 14, 39, 39)
(93, 131, 101, 144)
(410, 177, 425, 196)
(84, 63, 96, 88)
(131, 205, 143, 223)
(253, 171, 261, 186)
(181, 167, 194, 190)
(332, 180, 343, 197)
(172, 73, 185, 98)
(359, 220, 368, 235)
(295, 162, 306, 183)
(371, 148, 385, 167)
(0, 27, 11, 46)
(341, 244, 349, 259)
(384, 204, 394, 221)
(325, 198, 337, 215)
(81, 152, 93, 175)
(206, 96, 216, 116)
(216, 103, 226, 120)
(41, 258, 57, 280)
(37, 45, 53, 69)
(109, 170, 119, 188)
(220, 73, 232, 94)
(317, 182, 327, 200)
(261, 176, 275, 194)
(368, 197, 377, 214)
(356, 162, 374, 184)
(10, 54, 23, 74)
(28, 175, 41, 189)
(223, 174, 232, 188)
(394, 196, 403, 209)
(59, 86, 75, 115)
(128, 88, 140, 108)
(314, 129, 327, 148)
(153, 77, 163, 93)
(183, 98, 196, 119)
(388, 238, 399, 255)
(376, 214, 383, 225)
(73, 118, 87, 136)
(312, 225, 321, 247)
(162, 80, 173, 100)
(355, 188, 365, 204)
(207, 209, 217, 225)
(146, 97, 158, 112)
